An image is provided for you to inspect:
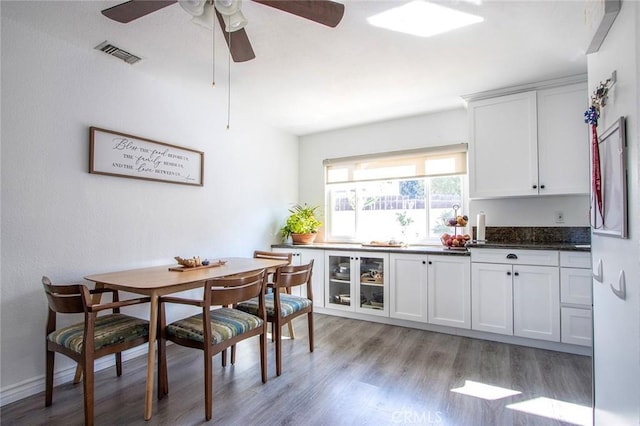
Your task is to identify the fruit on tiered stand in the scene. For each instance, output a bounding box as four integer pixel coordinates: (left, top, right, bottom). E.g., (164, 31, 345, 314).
(440, 205, 471, 249)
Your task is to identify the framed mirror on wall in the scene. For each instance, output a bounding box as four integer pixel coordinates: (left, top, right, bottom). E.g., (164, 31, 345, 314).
(592, 116, 627, 238)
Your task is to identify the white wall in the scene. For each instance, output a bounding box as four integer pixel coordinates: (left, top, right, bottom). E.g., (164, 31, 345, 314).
(300, 108, 590, 238)
(587, 2, 640, 424)
(0, 17, 297, 403)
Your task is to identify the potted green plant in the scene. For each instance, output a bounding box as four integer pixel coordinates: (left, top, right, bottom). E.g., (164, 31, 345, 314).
(280, 203, 322, 244)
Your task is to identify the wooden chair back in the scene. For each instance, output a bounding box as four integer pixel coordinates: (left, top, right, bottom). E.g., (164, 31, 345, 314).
(273, 260, 314, 298)
(253, 250, 293, 265)
(203, 269, 267, 308)
(42, 277, 90, 314)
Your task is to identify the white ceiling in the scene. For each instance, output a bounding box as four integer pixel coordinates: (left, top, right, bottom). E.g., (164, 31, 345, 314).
(2, 0, 590, 135)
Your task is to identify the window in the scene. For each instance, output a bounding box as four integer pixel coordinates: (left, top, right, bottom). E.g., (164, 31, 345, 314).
(324, 145, 467, 244)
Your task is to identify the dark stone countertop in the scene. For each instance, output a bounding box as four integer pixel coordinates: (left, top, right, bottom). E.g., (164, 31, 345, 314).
(271, 243, 471, 256)
(465, 241, 591, 252)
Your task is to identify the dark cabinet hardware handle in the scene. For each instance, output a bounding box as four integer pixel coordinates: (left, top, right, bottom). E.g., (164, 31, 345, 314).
(428, 261, 432, 265)
(506, 254, 518, 259)
(422, 260, 426, 264)
(514, 272, 519, 276)
(540, 185, 545, 189)
(532, 184, 537, 189)
(507, 271, 512, 276)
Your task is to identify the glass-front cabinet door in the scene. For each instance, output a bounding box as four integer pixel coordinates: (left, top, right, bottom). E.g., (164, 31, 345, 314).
(356, 253, 389, 316)
(326, 252, 354, 311)
(325, 251, 389, 316)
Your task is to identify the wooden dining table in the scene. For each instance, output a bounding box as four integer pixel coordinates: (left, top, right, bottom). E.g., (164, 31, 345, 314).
(84, 257, 288, 421)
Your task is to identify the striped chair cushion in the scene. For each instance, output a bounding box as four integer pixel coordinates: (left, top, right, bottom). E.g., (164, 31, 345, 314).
(236, 293, 312, 318)
(166, 308, 263, 344)
(47, 313, 149, 354)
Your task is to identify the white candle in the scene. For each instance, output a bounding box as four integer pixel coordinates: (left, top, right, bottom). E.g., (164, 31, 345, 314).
(477, 211, 486, 242)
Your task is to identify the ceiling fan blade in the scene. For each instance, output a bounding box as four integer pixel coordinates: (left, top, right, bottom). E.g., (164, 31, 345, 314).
(215, 10, 256, 62)
(101, 0, 177, 23)
(252, 0, 344, 27)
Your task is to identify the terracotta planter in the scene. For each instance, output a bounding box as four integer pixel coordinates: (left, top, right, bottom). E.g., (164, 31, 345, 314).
(291, 233, 317, 245)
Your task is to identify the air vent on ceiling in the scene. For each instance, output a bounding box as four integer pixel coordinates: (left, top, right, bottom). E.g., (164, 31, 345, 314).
(94, 41, 142, 65)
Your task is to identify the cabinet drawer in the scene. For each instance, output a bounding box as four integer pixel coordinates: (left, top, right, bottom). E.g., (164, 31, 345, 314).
(561, 307, 592, 346)
(470, 248, 558, 266)
(560, 251, 591, 268)
(560, 267, 592, 306)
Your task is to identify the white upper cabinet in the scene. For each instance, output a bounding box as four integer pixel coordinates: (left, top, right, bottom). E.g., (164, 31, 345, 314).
(468, 80, 589, 199)
(469, 91, 538, 198)
(537, 83, 590, 195)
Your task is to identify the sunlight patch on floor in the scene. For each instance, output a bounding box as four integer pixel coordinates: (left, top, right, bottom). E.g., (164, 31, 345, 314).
(506, 397, 592, 426)
(450, 380, 521, 400)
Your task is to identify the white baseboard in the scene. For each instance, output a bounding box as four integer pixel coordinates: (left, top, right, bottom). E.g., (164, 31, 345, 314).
(0, 345, 148, 407)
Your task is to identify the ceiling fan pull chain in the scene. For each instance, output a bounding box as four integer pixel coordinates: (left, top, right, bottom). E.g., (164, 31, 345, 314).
(212, 7, 216, 88)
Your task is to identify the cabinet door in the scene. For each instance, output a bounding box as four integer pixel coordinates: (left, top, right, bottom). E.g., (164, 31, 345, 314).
(560, 267, 592, 306)
(325, 251, 355, 311)
(561, 307, 592, 346)
(469, 91, 538, 198)
(272, 248, 325, 308)
(428, 256, 471, 329)
(356, 252, 389, 316)
(513, 265, 560, 342)
(389, 254, 428, 322)
(297, 248, 326, 308)
(471, 262, 513, 335)
(537, 83, 589, 195)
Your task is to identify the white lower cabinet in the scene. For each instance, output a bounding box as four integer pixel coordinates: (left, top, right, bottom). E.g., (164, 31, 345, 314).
(513, 265, 560, 341)
(471, 248, 560, 342)
(389, 253, 470, 328)
(325, 250, 389, 316)
(389, 253, 428, 322)
(272, 247, 325, 308)
(471, 262, 514, 335)
(428, 256, 471, 329)
(561, 307, 593, 346)
(559, 252, 592, 346)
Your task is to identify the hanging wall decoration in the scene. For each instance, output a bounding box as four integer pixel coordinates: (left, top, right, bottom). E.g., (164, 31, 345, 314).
(89, 127, 204, 186)
(584, 76, 613, 228)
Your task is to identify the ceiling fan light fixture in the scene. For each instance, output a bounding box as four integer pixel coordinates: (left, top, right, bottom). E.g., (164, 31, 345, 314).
(214, 0, 241, 16)
(179, 0, 207, 16)
(221, 10, 248, 32)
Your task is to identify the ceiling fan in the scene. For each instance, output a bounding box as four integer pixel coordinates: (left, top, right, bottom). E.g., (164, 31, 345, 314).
(101, 0, 345, 63)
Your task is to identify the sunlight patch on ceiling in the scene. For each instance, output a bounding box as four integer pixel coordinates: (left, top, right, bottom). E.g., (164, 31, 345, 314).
(367, 0, 484, 38)
(450, 380, 521, 400)
(506, 397, 592, 425)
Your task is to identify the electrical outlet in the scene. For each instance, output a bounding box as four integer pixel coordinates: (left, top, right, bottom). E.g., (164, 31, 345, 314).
(555, 211, 565, 223)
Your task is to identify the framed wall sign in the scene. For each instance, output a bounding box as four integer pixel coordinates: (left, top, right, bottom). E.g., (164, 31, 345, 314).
(90, 127, 204, 186)
(592, 117, 627, 238)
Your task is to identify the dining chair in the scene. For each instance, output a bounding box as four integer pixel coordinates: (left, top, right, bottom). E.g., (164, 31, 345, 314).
(236, 260, 314, 376)
(157, 269, 268, 421)
(42, 276, 150, 426)
(253, 250, 295, 339)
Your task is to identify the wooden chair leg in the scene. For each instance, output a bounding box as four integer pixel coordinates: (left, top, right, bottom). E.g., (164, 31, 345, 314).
(73, 364, 83, 384)
(204, 356, 212, 421)
(45, 349, 54, 406)
(231, 344, 236, 365)
(308, 312, 314, 352)
(115, 352, 122, 376)
(221, 349, 227, 367)
(260, 329, 267, 383)
(275, 320, 283, 376)
(83, 360, 94, 426)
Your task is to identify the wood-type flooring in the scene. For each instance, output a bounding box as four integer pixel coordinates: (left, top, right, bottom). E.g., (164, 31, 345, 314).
(1, 313, 592, 425)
